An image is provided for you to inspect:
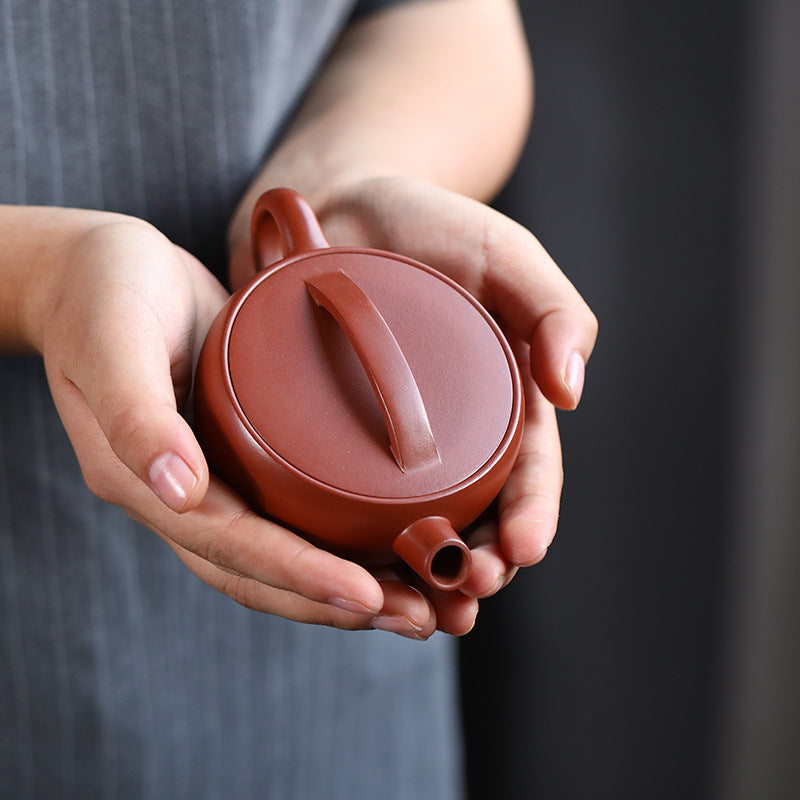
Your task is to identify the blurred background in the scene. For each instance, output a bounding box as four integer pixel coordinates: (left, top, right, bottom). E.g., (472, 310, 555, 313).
(459, 0, 800, 798)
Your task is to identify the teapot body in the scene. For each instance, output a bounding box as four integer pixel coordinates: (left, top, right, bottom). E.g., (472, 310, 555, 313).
(193, 189, 524, 589)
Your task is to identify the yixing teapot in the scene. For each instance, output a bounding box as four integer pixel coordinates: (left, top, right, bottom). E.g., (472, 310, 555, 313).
(194, 188, 524, 591)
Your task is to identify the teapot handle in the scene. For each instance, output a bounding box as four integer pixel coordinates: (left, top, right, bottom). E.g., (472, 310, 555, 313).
(251, 188, 329, 272)
(305, 269, 441, 473)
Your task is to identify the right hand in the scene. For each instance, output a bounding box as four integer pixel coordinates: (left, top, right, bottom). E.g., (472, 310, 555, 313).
(229, 177, 598, 631)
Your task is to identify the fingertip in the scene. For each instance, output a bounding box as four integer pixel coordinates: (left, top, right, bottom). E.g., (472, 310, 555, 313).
(147, 437, 210, 513)
(441, 595, 479, 637)
(95, 387, 210, 513)
(500, 504, 556, 567)
(329, 572, 385, 617)
(460, 543, 506, 598)
(529, 310, 595, 410)
(376, 580, 436, 639)
(147, 452, 201, 512)
(529, 547, 548, 566)
(140, 409, 211, 512)
(562, 351, 586, 410)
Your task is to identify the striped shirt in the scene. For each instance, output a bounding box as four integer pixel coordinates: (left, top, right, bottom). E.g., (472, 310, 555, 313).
(0, 2, 462, 798)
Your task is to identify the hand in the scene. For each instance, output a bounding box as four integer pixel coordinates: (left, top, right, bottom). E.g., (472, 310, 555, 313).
(229, 176, 598, 633)
(29, 213, 439, 639)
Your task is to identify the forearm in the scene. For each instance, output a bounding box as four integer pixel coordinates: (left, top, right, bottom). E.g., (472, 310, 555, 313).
(229, 0, 533, 248)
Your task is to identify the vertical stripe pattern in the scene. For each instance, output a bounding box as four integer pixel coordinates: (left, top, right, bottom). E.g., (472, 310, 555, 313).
(0, 2, 463, 799)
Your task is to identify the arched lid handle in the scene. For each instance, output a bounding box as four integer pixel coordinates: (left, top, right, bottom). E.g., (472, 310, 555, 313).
(305, 270, 441, 473)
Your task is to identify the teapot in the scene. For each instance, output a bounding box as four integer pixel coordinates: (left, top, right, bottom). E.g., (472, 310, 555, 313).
(193, 188, 524, 591)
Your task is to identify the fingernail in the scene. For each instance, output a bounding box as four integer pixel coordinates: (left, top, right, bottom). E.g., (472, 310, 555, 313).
(148, 453, 197, 512)
(370, 615, 426, 640)
(330, 597, 381, 615)
(563, 351, 585, 408)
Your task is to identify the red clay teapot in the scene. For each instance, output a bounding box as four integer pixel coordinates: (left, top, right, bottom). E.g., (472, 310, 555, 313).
(194, 188, 524, 591)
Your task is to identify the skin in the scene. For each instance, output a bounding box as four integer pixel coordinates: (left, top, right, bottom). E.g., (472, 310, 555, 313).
(0, 0, 597, 639)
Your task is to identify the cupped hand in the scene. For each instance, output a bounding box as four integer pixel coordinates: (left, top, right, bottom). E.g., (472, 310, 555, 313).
(232, 176, 598, 629)
(33, 214, 441, 639)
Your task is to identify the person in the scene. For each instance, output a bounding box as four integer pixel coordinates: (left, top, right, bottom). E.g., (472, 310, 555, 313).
(0, 0, 597, 797)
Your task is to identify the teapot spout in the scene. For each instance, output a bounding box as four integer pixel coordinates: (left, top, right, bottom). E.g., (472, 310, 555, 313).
(393, 517, 472, 591)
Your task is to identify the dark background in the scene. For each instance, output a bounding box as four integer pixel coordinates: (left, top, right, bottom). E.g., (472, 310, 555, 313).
(459, 1, 745, 797)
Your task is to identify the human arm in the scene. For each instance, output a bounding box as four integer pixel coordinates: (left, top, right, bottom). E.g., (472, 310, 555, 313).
(229, 0, 533, 245)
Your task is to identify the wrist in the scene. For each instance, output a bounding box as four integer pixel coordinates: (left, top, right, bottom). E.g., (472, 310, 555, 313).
(0, 206, 146, 353)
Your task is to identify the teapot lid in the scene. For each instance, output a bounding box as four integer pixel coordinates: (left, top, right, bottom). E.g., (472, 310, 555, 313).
(224, 246, 521, 501)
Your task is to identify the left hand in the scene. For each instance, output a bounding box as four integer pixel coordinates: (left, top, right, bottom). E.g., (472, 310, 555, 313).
(229, 176, 598, 635)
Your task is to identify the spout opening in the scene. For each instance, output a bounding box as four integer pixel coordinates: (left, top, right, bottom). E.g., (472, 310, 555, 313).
(431, 545, 468, 584)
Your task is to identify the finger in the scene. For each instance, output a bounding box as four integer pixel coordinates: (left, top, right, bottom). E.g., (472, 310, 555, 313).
(459, 520, 517, 598)
(140, 479, 388, 615)
(50, 379, 387, 615)
(52, 280, 208, 514)
(376, 565, 478, 636)
(60, 337, 206, 513)
(422, 587, 479, 636)
(168, 546, 440, 640)
(477, 214, 597, 410)
(497, 341, 564, 566)
(325, 179, 598, 409)
(168, 539, 384, 629)
(432, 194, 597, 410)
(371, 578, 437, 640)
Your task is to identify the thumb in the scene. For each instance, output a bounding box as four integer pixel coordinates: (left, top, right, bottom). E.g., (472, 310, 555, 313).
(59, 304, 209, 514)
